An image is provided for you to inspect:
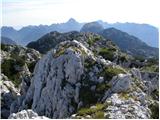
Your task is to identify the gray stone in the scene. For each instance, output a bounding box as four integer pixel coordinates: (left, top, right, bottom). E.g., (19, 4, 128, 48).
(109, 74, 131, 93)
(8, 109, 48, 119)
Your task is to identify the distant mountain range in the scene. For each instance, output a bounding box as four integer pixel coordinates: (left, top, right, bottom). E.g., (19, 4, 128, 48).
(1, 36, 17, 45)
(99, 28, 158, 58)
(1, 18, 159, 48)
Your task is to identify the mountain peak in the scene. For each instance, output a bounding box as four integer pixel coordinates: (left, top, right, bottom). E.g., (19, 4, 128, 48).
(67, 18, 77, 23)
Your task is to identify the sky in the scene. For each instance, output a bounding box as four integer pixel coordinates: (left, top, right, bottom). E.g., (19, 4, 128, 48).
(1, 0, 160, 29)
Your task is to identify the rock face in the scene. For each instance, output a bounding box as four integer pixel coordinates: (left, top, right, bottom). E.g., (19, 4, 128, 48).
(99, 28, 158, 58)
(19, 40, 88, 118)
(0, 74, 20, 118)
(0, 44, 41, 119)
(109, 74, 131, 93)
(1, 36, 17, 45)
(14, 40, 124, 118)
(8, 109, 48, 119)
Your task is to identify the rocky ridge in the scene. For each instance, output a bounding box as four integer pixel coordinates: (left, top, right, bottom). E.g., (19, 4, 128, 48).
(0, 44, 41, 118)
(6, 40, 159, 119)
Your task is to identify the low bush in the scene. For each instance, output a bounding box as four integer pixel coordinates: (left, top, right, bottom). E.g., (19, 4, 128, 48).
(98, 48, 115, 61)
(100, 66, 126, 80)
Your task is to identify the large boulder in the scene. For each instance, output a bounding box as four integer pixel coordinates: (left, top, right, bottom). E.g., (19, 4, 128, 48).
(109, 74, 131, 93)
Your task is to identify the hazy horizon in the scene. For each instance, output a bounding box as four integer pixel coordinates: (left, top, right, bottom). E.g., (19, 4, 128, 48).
(2, 18, 159, 30)
(1, 0, 160, 29)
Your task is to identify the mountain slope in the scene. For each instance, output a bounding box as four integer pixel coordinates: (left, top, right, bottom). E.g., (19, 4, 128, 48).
(99, 28, 158, 58)
(1, 36, 17, 45)
(97, 21, 159, 48)
(80, 22, 104, 33)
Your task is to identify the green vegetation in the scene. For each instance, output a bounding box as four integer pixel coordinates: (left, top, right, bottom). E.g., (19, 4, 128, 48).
(94, 111, 105, 119)
(147, 58, 159, 66)
(1, 44, 8, 51)
(77, 107, 95, 116)
(1, 59, 21, 87)
(134, 56, 145, 62)
(98, 48, 115, 61)
(100, 66, 126, 81)
(54, 47, 66, 57)
(77, 103, 106, 118)
(27, 62, 36, 73)
(79, 85, 98, 106)
(149, 102, 159, 119)
(84, 58, 96, 69)
(87, 36, 101, 47)
(119, 92, 130, 100)
(70, 46, 86, 56)
(96, 83, 111, 94)
(141, 65, 158, 72)
(54, 45, 86, 58)
(10, 53, 25, 67)
(151, 89, 159, 100)
(119, 54, 129, 62)
(77, 103, 106, 116)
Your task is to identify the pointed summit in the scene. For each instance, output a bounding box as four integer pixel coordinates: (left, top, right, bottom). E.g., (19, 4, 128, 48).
(67, 18, 78, 24)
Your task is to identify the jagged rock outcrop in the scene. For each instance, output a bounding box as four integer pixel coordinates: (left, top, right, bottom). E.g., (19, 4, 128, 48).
(2, 39, 158, 119)
(109, 74, 131, 93)
(13, 40, 124, 118)
(0, 74, 20, 118)
(10, 40, 158, 119)
(20, 40, 87, 118)
(1, 44, 41, 119)
(8, 109, 49, 119)
(131, 68, 159, 94)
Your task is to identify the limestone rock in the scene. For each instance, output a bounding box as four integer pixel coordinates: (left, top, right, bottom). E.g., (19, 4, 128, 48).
(109, 74, 131, 93)
(19, 40, 88, 118)
(0, 74, 20, 118)
(8, 109, 48, 119)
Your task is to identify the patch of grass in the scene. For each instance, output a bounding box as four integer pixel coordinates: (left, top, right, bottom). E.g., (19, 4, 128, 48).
(77, 107, 95, 116)
(54, 47, 66, 57)
(77, 103, 106, 118)
(94, 111, 104, 119)
(98, 48, 115, 61)
(87, 36, 101, 47)
(100, 66, 126, 81)
(54, 45, 87, 58)
(119, 92, 130, 100)
(96, 83, 111, 94)
(141, 65, 158, 72)
(95, 103, 106, 110)
(84, 58, 96, 69)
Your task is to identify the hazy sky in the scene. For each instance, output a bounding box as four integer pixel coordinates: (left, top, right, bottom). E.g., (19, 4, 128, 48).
(1, 0, 160, 29)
